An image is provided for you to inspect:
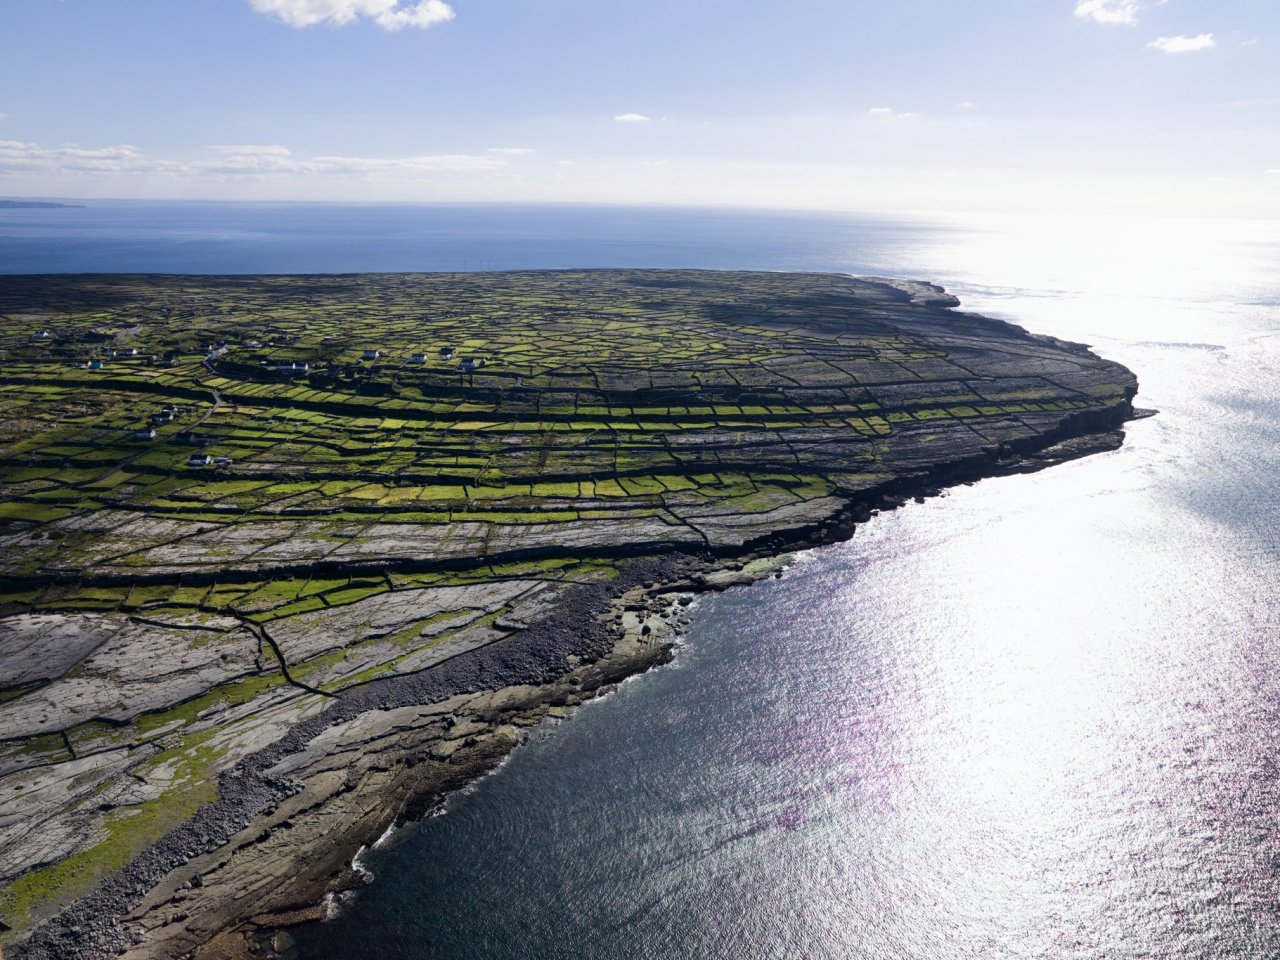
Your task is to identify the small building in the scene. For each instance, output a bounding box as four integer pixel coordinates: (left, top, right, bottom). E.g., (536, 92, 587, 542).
(275, 360, 310, 376)
(408, 353, 427, 364)
(188, 453, 213, 467)
(361, 349, 382, 361)
(134, 426, 157, 441)
(88, 359, 105, 370)
(458, 357, 484, 372)
(152, 410, 175, 425)
(438, 346, 455, 360)
(112, 347, 139, 358)
(31, 329, 52, 341)
(214, 456, 234, 467)
(161, 351, 179, 367)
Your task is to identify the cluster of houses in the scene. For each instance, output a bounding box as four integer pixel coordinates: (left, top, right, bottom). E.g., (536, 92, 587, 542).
(187, 454, 234, 469)
(130, 405, 179, 441)
(90, 353, 182, 370)
(83, 349, 134, 367)
(408, 346, 456, 364)
(404, 346, 491, 371)
(263, 344, 492, 377)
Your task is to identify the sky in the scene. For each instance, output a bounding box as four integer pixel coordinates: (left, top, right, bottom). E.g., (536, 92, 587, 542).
(1, 0, 1278, 216)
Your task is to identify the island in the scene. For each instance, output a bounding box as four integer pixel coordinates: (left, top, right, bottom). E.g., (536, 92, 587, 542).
(0, 270, 1139, 959)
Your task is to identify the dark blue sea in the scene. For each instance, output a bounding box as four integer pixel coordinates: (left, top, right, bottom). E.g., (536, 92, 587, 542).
(5, 201, 1280, 960)
(0, 200, 919, 276)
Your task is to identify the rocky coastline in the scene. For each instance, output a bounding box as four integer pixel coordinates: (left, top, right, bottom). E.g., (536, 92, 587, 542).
(0, 270, 1142, 959)
(13, 410, 1135, 960)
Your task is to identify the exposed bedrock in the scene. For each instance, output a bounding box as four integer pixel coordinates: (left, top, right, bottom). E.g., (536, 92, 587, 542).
(0, 271, 1140, 959)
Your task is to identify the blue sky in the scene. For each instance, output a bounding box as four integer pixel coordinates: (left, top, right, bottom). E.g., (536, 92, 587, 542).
(1, 0, 1277, 215)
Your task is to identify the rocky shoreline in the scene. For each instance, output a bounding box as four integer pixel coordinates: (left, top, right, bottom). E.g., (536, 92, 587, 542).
(1, 271, 1144, 958)
(12, 412, 1135, 960)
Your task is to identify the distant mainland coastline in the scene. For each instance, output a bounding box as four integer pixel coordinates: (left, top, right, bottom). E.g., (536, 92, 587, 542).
(0, 199, 83, 210)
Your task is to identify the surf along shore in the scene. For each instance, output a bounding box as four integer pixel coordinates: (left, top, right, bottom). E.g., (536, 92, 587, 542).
(0, 270, 1140, 958)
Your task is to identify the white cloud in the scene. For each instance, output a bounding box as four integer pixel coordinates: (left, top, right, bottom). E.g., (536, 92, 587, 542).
(486, 147, 535, 156)
(0, 140, 175, 176)
(957, 101, 974, 109)
(0, 139, 506, 181)
(1267, 169, 1280, 176)
(1148, 33, 1216, 53)
(297, 153, 504, 176)
(869, 107, 917, 119)
(247, 0, 454, 31)
(614, 113, 651, 124)
(210, 144, 293, 157)
(1073, 0, 1141, 25)
(0, 113, 8, 121)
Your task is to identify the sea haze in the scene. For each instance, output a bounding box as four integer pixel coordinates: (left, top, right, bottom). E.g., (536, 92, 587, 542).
(5, 203, 1279, 959)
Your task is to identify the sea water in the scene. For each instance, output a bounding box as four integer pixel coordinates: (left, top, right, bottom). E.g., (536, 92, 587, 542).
(5, 202, 1279, 959)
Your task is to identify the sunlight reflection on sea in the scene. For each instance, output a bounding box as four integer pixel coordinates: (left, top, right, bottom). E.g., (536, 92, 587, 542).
(28, 205, 1272, 960)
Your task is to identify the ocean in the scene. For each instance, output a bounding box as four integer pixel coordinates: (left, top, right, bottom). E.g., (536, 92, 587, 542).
(5, 201, 1279, 959)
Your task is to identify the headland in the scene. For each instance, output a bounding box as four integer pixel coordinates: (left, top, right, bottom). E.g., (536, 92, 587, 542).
(0, 270, 1139, 958)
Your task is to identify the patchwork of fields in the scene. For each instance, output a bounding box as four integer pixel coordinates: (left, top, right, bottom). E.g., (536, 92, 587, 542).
(0, 270, 1136, 946)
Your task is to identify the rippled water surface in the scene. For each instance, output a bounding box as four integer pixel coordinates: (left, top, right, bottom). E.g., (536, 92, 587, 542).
(6, 203, 1278, 959)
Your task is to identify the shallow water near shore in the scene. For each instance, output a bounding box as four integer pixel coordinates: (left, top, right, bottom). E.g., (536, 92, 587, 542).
(7, 203, 1280, 959)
